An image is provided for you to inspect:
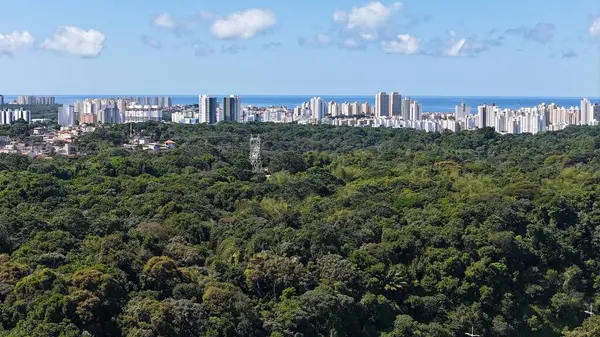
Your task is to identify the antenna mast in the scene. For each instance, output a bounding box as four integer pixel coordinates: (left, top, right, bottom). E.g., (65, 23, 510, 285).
(465, 326, 481, 337)
(249, 134, 263, 173)
(585, 304, 595, 317)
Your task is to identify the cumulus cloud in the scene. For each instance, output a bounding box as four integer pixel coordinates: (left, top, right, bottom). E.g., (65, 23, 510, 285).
(140, 35, 161, 49)
(359, 32, 378, 41)
(0, 31, 34, 55)
(335, 1, 403, 30)
(154, 13, 176, 29)
(210, 9, 276, 40)
(325, 1, 405, 51)
(152, 12, 214, 34)
(446, 38, 466, 56)
(333, 10, 347, 23)
(42, 26, 105, 58)
(340, 38, 365, 50)
(299, 34, 332, 48)
(418, 31, 501, 58)
(445, 37, 490, 57)
(590, 16, 600, 38)
(506, 22, 555, 43)
(381, 34, 419, 54)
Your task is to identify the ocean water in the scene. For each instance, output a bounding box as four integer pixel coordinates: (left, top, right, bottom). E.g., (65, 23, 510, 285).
(2, 95, 598, 113)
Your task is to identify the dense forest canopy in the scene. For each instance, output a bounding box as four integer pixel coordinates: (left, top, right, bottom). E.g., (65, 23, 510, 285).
(1, 122, 600, 336)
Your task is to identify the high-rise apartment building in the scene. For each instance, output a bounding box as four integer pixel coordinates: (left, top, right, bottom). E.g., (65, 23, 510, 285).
(98, 107, 121, 124)
(389, 92, 401, 116)
(0, 95, 4, 105)
(15, 96, 55, 105)
(362, 102, 371, 115)
(477, 105, 488, 129)
(117, 99, 127, 115)
(310, 97, 325, 120)
(351, 102, 360, 116)
(410, 100, 422, 121)
(401, 97, 412, 121)
(375, 92, 390, 117)
(199, 95, 218, 124)
(455, 101, 472, 121)
(594, 104, 600, 122)
(341, 102, 351, 116)
(58, 105, 76, 126)
(581, 98, 596, 125)
(328, 102, 340, 117)
(223, 95, 241, 122)
(0, 108, 30, 124)
(83, 101, 95, 115)
(123, 103, 162, 123)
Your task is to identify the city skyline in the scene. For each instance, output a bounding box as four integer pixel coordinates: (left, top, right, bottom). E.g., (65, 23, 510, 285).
(50, 93, 600, 135)
(0, 0, 599, 96)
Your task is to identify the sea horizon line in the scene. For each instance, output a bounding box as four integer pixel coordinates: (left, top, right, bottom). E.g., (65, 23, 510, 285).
(2, 94, 599, 99)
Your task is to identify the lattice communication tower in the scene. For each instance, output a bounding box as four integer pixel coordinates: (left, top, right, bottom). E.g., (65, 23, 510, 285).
(249, 134, 263, 173)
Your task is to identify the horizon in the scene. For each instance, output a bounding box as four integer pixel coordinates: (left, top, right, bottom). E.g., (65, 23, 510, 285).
(2, 94, 600, 100)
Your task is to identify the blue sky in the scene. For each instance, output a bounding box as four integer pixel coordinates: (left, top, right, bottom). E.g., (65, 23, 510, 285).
(1, 0, 599, 96)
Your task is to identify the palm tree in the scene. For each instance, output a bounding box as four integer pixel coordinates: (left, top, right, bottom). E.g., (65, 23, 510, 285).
(383, 268, 408, 292)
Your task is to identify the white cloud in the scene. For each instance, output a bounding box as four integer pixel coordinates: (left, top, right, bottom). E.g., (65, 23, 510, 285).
(299, 34, 331, 47)
(0, 31, 34, 54)
(360, 32, 378, 41)
(42, 26, 105, 58)
(341, 38, 364, 50)
(333, 10, 347, 22)
(152, 12, 213, 33)
(443, 36, 489, 57)
(590, 16, 600, 38)
(210, 9, 276, 40)
(336, 1, 403, 30)
(446, 38, 466, 56)
(381, 34, 419, 54)
(154, 13, 176, 29)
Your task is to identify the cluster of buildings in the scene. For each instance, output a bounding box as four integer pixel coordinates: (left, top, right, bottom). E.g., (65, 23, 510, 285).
(320, 98, 599, 134)
(123, 134, 176, 152)
(216, 93, 598, 136)
(165, 92, 598, 136)
(36, 90, 597, 137)
(443, 98, 600, 134)
(59, 97, 170, 126)
(171, 95, 241, 124)
(291, 93, 423, 124)
(125, 96, 173, 108)
(0, 124, 97, 157)
(0, 108, 31, 125)
(4, 96, 57, 105)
